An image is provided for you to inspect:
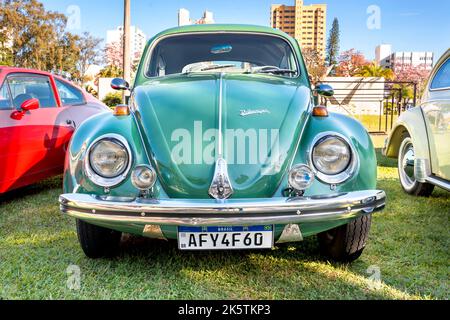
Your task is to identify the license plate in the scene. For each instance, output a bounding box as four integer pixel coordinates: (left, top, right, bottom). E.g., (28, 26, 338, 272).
(178, 226, 274, 250)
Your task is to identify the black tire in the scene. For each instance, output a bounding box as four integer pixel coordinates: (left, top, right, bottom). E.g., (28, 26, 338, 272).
(398, 135, 434, 197)
(318, 214, 372, 262)
(76, 219, 122, 259)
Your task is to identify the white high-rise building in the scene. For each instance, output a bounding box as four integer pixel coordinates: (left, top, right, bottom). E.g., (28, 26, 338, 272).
(178, 8, 191, 26)
(178, 9, 215, 26)
(375, 44, 392, 68)
(375, 44, 434, 71)
(106, 26, 146, 59)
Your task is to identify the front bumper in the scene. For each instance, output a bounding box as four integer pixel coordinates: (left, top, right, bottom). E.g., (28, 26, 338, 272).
(59, 190, 386, 227)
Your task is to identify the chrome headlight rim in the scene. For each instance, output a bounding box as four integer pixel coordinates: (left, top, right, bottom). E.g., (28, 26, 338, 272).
(84, 134, 133, 188)
(309, 132, 359, 185)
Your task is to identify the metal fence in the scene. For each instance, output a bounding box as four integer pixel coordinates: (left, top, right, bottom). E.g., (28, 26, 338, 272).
(320, 80, 418, 134)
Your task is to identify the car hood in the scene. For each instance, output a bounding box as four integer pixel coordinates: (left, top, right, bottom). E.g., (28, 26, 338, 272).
(133, 73, 311, 198)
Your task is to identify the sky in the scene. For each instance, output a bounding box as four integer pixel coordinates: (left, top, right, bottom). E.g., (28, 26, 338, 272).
(40, 0, 450, 60)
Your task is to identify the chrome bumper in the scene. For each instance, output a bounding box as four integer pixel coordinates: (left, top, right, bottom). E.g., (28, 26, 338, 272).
(59, 190, 386, 227)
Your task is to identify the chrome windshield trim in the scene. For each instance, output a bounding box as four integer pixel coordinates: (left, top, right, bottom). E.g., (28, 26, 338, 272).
(143, 31, 301, 80)
(60, 190, 386, 227)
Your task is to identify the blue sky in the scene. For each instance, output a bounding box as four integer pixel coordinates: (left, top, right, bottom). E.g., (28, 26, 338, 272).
(41, 0, 450, 60)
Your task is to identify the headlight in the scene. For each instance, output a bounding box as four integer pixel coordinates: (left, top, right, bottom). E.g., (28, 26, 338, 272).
(85, 135, 132, 188)
(311, 133, 358, 184)
(132, 165, 156, 190)
(312, 136, 351, 175)
(89, 138, 129, 178)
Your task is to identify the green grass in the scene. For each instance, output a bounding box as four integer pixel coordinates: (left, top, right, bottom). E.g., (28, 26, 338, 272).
(0, 138, 448, 300)
(354, 114, 399, 133)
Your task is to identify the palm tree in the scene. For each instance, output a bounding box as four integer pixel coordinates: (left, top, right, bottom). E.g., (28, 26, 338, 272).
(356, 62, 395, 80)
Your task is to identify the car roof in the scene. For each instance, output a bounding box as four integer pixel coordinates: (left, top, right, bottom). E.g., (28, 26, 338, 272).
(0, 66, 55, 76)
(0, 67, 79, 86)
(150, 24, 294, 42)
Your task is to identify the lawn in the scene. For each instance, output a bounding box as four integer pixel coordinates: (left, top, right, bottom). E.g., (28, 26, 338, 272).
(353, 114, 399, 133)
(0, 139, 448, 300)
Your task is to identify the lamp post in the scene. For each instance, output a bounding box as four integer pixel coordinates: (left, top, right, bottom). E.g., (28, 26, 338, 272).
(123, 0, 131, 103)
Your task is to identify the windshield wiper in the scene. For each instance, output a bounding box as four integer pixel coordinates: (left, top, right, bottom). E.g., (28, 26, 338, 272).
(252, 67, 297, 75)
(200, 64, 236, 71)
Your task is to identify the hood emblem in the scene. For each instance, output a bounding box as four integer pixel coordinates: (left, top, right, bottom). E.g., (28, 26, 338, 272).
(240, 109, 271, 117)
(208, 158, 234, 200)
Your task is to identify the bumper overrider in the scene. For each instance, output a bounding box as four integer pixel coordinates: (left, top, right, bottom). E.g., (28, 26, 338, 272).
(59, 190, 386, 227)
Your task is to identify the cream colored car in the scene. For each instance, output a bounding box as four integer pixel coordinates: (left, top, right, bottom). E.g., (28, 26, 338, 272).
(384, 49, 450, 196)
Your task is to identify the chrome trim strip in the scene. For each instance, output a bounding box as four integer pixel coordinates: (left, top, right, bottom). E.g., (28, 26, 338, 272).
(218, 72, 224, 156)
(426, 176, 450, 192)
(59, 190, 386, 227)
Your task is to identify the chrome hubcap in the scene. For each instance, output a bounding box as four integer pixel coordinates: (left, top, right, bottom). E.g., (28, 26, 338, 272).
(400, 141, 416, 188)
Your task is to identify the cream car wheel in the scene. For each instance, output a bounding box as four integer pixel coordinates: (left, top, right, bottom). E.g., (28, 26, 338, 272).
(398, 136, 434, 196)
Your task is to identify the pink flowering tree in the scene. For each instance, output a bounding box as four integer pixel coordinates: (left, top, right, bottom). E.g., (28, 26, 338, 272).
(335, 49, 369, 77)
(394, 64, 431, 106)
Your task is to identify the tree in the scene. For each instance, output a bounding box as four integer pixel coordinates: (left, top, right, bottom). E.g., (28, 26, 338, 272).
(326, 18, 340, 68)
(394, 64, 431, 104)
(105, 41, 123, 68)
(1, 0, 67, 69)
(76, 32, 103, 83)
(0, 30, 13, 66)
(104, 40, 142, 73)
(335, 49, 369, 77)
(0, 0, 102, 83)
(102, 92, 123, 108)
(302, 48, 331, 85)
(355, 62, 395, 80)
(94, 64, 123, 87)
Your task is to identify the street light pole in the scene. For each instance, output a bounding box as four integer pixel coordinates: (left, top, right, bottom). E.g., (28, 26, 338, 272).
(123, 0, 131, 103)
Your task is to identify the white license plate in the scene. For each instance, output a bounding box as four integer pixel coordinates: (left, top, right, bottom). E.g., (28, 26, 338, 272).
(178, 226, 274, 250)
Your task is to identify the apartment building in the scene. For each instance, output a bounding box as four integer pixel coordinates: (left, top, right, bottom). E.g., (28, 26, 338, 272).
(376, 44, 434, 71)
(270, 0, 327, 56)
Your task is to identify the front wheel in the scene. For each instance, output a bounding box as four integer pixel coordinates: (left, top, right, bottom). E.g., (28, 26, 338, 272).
(318, 215, 372, 262)
(76, 219, 122, 258)
(398, 136, 434, 197)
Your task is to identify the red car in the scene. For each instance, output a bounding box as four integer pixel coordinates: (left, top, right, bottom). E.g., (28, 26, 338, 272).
(0, 67, 109, 194)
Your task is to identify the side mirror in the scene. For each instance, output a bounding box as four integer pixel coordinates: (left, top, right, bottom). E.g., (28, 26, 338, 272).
(21, 98, 40, 111)
(111, 78, 130, 91)
(10, 98, 40, 120)
(314, 84, 334, 97)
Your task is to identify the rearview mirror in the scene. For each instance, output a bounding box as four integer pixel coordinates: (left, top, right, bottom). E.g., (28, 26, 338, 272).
(21, 98, 40, 111)
(111, 78, 130, 91)
(314, 84, 334, 97)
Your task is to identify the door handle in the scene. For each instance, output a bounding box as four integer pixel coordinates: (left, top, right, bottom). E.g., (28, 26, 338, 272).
(66, 119, 76, 128)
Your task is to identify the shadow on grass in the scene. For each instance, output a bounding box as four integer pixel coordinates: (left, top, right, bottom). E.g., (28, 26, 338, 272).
(0, 176, 62, 205)
(376, 148, 397, 168)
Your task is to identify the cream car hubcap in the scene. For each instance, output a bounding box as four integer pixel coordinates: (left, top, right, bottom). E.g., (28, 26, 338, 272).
(399, 139, 416, 189)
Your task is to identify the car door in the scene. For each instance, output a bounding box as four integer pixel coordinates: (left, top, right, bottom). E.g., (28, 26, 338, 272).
(421, 55, 450, 181)
(55, 78, 106, 128)
(0, 73, 74, 193)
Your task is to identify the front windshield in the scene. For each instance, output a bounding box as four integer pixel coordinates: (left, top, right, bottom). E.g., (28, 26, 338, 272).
(147, 33, 299, 77)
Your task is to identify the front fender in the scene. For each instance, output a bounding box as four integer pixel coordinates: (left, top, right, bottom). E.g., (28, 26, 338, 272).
(384, 107, 429, 160)
(277, 112, 377, 196)
(63, 112, 167, 198)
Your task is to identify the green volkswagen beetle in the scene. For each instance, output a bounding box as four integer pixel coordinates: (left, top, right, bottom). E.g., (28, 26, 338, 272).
(59, 24, 385, 261)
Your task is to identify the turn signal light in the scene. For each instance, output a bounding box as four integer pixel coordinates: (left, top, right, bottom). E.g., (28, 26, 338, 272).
(312, 106, 328, 117)
(113, 105, 130, 116)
